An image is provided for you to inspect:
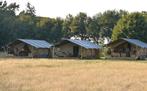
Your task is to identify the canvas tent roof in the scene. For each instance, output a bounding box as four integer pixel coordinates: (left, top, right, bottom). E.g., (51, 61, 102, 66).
(9, 39, 53, 49)
(108, 38, 147, 48)
(57, 39, 101, 49)
(122, 38, 147, 48)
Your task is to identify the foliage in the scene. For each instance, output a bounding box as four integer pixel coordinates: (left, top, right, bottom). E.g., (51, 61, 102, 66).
(0, 1, 147, 48)
(112, 12, 147, 42)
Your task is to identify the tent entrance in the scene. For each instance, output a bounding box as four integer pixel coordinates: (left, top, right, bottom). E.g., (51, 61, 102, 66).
(73, 46, 79, 57)
(126, 43, 131, 57)
(19, 45, 31, 56)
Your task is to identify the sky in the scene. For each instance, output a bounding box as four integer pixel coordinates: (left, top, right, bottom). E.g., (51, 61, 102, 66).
(5, 0, 147, 18)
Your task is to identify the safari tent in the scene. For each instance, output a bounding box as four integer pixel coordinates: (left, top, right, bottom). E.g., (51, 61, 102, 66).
(107, 38, 147, 59)
(7, 39, 53, 58)
(54, 39, 101, 58)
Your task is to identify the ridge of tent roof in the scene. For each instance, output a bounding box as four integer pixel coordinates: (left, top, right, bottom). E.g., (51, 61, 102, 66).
(63, 39, 101, 49)
(122, 38, 147, 48)
(18, 39, 53, 48)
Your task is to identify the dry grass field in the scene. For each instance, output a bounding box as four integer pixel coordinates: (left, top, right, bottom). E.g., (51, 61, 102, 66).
(0, 58, 147, 91)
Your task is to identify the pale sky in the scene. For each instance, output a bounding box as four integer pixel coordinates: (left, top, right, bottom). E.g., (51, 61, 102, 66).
(5, 0, 147, 18)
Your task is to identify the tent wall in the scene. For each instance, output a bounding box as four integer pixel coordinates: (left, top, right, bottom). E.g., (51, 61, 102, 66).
(110, 42, 147, 58)
(9, 42, 50, 58)
(31, 48, 49, 57)
(80, 48, 99, 58)
(54, 43, 99, 58)
(54, 43, 75, 57)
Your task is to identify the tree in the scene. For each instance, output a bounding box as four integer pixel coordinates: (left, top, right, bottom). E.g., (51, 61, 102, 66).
(86, 17, 100, 43)
(46, 17, 64, 43)
(1, 1, 147, 49)
(93, 10, 128, 42)
(62, 14, 73, 38)
(71, 12, 88, 40)
(25, 2, 36, 16)
(0, 1, 19, 47)
(7, 2, 19, 12)
(112, 12, 147, 42)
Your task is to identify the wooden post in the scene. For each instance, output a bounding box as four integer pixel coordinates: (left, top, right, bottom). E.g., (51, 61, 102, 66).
(80, 47, 83, 59)
(52, 47, 55, 58)
(2, 46, 7, 56)
(31, 47, 34, 58)
(143, 48, 145, 57)
(91, 49, 92, 58)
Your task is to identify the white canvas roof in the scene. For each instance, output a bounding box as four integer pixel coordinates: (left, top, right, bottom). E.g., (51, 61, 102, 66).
(122, 38, 147, 48)
(64, 39, 101, 49)
(18, 39, 53, 48)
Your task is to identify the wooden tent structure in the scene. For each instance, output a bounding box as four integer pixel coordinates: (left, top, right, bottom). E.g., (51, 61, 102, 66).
(107, 38, 147, 59)
(7, 39, 53, 58)
(54, 39, 101, 58)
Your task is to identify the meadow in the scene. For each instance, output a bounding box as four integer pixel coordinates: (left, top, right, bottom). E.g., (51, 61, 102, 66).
(0, 58, 147, 91)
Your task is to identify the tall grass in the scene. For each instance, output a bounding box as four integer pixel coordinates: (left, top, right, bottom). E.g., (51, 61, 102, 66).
(0, 58, 147, 91)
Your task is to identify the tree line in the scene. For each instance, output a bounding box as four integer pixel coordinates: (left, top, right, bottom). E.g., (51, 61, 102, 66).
(0, 1, 147, 49)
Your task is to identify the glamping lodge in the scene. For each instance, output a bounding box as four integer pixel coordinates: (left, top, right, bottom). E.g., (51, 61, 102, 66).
(7, 39, 53, 58)
(54, 39, 101, 58)
(107, 38, 147, 59)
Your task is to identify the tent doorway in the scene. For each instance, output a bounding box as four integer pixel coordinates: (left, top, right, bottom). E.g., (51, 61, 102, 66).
(126, 43, 131, 57)
(19, 45, 31, 56)
(73, 46, 79, 57)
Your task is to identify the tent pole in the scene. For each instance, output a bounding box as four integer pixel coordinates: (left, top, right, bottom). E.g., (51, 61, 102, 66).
(52, 47, 55, 58)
